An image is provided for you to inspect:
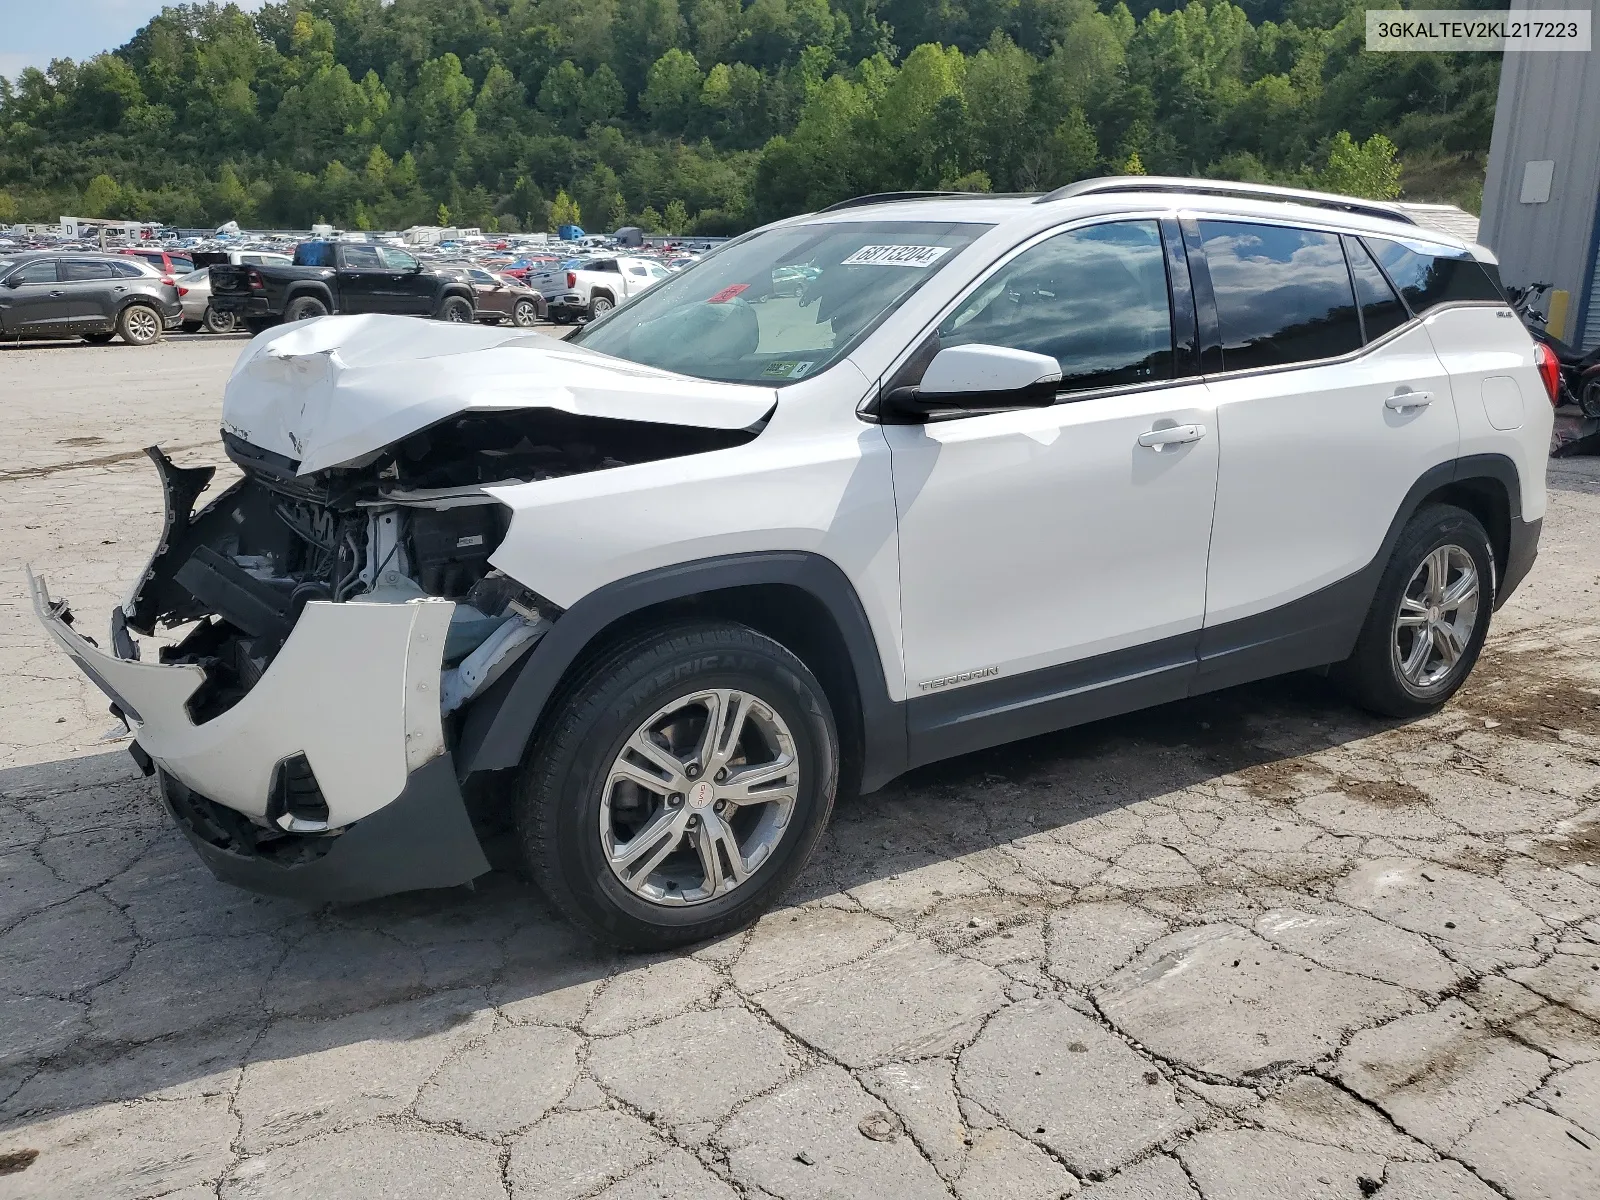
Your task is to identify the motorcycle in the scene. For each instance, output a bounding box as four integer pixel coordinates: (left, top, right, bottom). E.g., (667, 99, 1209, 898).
(1508, 281, 1600, 416)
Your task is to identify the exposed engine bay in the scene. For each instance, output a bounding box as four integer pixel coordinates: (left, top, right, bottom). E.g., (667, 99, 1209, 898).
(126, 409, 755, 725)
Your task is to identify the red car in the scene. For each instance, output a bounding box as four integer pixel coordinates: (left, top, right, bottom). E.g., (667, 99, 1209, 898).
(120, 247, 195, 283)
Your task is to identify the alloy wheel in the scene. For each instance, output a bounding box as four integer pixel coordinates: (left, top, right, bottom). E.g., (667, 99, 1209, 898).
(599, 688, 799, 906)
(1392, 544, 1480, 691)
(124, 307, 160, 343)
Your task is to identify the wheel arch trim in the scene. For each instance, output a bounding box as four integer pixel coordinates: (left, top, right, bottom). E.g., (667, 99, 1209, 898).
(456, 551, 908, 792)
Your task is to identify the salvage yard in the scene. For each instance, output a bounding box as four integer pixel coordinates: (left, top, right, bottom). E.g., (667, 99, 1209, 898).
(2, 336, 1599, 1200)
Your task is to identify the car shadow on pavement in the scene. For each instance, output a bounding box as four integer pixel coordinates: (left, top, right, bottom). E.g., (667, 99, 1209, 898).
(0, 668, 1401, 1131)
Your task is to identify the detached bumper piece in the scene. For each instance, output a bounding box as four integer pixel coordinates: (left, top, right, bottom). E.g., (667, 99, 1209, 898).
(162, 753, 490, 903)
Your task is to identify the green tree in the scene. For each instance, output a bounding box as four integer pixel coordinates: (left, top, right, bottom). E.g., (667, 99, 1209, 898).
(0, 190, 17, 224)
(83, 173, 124, 217)
(580, 64, 626, 125)
(438, 201, 450, 224)
(664, 197, 690, 233)
(638, 204, 664, 232)
(549, 188, 581, 230)
(1318, 131, 1403, 200)
(641, 49, 704, 133)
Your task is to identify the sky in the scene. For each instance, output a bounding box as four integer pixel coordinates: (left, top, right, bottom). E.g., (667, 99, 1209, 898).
(1, 1, 267, 84)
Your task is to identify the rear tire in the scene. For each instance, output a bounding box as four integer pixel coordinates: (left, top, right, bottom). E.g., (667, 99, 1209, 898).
(512, 298, 539, 328)
(1334, 504, 1494, 718)
(284, 295, 329, 323)
(82, 332, 116, 345)
(203, 306, 238, 334)
(588, 294, 614, 319)
(116, 304, 163, 346)
(516, 622, 839, 950)
(243, 316, 279, 335)
(180, 320, 203, 334)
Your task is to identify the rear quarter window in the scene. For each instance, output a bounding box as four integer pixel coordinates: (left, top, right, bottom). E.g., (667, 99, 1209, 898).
(1362, 237, 1504, 314)
(294, 243, 333, 267)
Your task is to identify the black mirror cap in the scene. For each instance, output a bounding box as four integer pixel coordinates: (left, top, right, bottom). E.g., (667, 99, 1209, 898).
(879, 377, 1059, 424)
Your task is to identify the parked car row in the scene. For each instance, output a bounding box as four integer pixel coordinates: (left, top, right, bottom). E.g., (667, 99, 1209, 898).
(0, 251, 181, 345)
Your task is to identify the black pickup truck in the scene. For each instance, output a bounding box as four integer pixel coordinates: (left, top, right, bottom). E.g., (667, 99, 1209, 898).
(210, 241, 476, 332)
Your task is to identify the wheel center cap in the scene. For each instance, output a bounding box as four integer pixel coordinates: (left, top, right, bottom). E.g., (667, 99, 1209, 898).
(1428, 605, 1441, 623)
(689, 780, 716, 809)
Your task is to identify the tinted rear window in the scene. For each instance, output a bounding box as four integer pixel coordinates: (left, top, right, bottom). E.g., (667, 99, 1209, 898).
(62, 259, 115, 281)
(1362, 237, 1503, 314)
(1345, 237, 1409, 342)
(294, 242, 333, 267)
(1199, 221, 1362, 371)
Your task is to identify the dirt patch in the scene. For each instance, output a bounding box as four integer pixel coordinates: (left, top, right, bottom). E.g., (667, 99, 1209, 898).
(1228, 758, 1325, 802)
(1453, 648, 1600, 743)
(1341, 778, 1433, 809)
(1525, 816, 1600, 869)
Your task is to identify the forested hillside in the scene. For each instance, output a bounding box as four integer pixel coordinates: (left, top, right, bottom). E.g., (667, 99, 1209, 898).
(0, 0, 1500, 234)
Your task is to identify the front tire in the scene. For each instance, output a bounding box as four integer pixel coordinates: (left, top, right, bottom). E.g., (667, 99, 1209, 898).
(438, 296, 473, 323)
(1336, 504, 1494, 718)
(516, 623, 839, 950)
(116, 304, 163, 346)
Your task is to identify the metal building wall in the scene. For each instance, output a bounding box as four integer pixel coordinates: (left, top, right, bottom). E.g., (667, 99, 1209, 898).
(1479, 0, 1600, 348)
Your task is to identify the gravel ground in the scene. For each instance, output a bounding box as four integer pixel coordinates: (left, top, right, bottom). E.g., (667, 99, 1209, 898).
(1, 334, 1598, 1200)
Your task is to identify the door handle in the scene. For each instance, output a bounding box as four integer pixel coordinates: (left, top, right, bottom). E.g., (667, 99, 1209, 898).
(1138, 423, 1207, 449)
(49, 290, 65, 297)
(1385, 390, 1434, 411)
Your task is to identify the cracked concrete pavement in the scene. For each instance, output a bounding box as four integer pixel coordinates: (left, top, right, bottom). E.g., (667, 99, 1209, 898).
(2, 338, 1599, 1198)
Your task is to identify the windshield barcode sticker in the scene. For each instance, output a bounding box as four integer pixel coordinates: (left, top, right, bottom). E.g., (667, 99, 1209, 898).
(841, 245, 952, 268)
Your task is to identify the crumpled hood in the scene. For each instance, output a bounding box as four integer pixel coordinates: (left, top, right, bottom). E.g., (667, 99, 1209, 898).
(222, 314, 777, 475)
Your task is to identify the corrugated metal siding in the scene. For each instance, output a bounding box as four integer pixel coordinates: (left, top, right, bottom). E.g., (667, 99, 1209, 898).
(1585, 225, 1600, 349)
(1479, 0, 1600, 345)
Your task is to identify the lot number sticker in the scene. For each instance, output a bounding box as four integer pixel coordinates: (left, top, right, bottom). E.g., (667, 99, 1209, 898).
(841, 245, 952, 268)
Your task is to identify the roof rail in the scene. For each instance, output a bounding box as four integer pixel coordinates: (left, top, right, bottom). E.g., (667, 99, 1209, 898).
(818, 191, 995, 213)
(1034, 176, 1417, 226)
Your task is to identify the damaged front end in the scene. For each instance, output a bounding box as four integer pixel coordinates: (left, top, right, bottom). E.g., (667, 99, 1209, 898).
(32, 408, 754, 902)
(32, 314, 773, 902)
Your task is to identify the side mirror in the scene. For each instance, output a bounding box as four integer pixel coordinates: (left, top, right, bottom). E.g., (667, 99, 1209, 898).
(3, 276, 20, 289)
(881, 344, 1061, 423)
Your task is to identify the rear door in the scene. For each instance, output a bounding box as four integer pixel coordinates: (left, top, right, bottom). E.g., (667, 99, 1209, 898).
(58, 258, 120, 326)
(0, 258, 67, 331)
(1193, 217, 1457, 684)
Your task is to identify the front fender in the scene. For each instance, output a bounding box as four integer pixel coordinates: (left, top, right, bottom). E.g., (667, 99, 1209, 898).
(456, 551, 908, 792)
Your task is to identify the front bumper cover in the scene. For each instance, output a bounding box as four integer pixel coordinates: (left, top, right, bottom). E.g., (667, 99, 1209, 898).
(162, 753, 489, 902)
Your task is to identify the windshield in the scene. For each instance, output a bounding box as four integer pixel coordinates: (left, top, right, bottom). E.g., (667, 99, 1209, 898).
(570, 219, 990, 385)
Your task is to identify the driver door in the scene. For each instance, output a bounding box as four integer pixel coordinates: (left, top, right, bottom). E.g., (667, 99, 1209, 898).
(379, 247, 433, 315)
(336, 244, 390, 313)
(885, 219, 1220, 764)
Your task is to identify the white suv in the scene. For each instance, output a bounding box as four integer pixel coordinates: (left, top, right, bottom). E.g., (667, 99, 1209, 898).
(33, 178, 1552, 948)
